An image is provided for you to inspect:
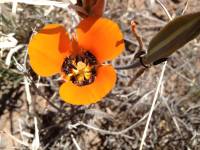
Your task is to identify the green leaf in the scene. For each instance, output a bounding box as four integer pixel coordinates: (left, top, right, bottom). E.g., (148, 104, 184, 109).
(142, 12, 200, 65)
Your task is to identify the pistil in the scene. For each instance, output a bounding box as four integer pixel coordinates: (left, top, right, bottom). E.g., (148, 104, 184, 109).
(62, 51, 97, 86)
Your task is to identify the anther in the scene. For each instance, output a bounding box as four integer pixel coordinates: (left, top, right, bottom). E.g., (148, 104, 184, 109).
(62, 51, 97, 86)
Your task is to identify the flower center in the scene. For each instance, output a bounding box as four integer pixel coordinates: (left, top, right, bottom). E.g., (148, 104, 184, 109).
(62, 51, 97, 86)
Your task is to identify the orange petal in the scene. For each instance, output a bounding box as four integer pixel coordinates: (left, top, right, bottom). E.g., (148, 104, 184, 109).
(28, 24, 71, 77)
(59, 65, 116, 105)
(76, 17, 125, 63)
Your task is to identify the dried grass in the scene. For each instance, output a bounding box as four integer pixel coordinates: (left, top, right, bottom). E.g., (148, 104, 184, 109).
(1, 0, 200, 149)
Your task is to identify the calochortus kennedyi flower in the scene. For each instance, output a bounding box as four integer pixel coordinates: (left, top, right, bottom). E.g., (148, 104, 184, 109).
(28, 17, 125, 105)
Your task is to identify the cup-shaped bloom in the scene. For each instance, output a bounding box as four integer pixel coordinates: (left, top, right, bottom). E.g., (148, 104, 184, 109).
(28, 17, 124, 105)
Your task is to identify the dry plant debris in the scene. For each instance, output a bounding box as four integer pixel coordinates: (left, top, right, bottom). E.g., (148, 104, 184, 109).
(0, 0, 200, 149)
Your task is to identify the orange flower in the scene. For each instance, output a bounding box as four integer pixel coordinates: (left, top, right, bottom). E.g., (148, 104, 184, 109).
(28, 17, 124, 105)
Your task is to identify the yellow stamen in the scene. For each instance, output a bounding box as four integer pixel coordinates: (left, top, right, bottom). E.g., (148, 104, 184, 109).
(84, 72, 92, 80)
(84, 65, 92, 72)
(77, 61, 86, 70)
(62, 51, 97, 86)
(77, 74, 85, 82)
